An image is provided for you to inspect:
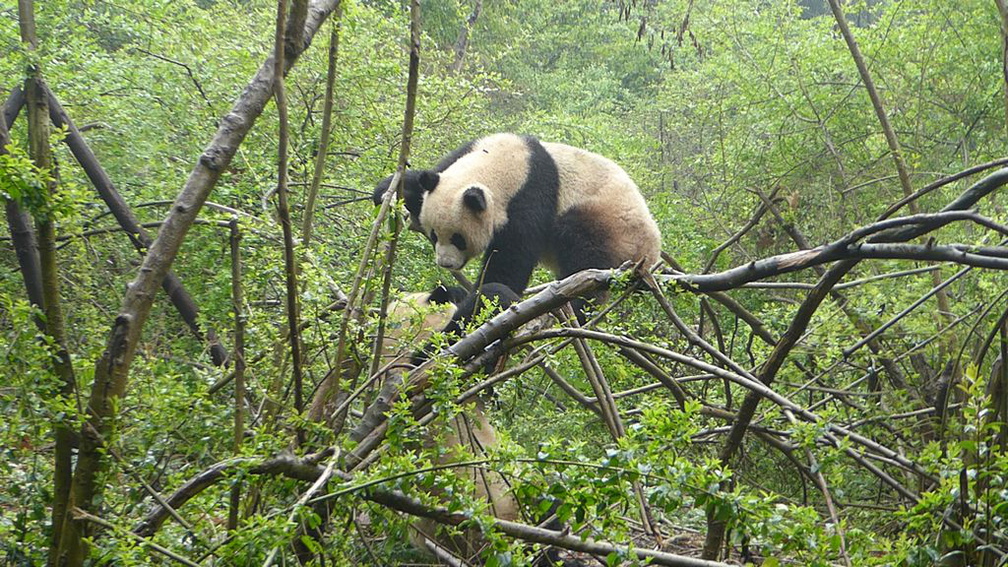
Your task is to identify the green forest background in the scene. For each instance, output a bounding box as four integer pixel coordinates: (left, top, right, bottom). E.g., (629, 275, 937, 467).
(3, 0, 1008, 565)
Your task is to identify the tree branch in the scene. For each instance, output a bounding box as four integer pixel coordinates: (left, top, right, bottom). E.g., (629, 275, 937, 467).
(45, 86, 229, 366)
(57, 2, 341, 563)
(3, 86, 45, 314)
(679, 211, 1008, 292)
(301, 12, 341, 245)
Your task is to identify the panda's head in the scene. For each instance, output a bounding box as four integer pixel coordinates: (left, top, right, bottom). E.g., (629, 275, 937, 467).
(417, 176, 497, 271)
(382, 284, 465, 366)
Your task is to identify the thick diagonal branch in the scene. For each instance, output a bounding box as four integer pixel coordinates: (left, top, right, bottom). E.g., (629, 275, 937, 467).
(45, 87, 229, 366)
(56, 2, 341, 564)
(2, 87, 44, 312)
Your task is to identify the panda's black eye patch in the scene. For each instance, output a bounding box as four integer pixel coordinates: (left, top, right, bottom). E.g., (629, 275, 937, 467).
(450, 233, 467, 251)
(429, 230, 438, 244)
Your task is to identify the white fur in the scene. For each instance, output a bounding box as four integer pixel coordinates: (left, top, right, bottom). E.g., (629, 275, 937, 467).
(545, 141, 662, 268)
(417, 133, 662, 275)
(418, 134, 530, 270)
(381, 292, 456, 366)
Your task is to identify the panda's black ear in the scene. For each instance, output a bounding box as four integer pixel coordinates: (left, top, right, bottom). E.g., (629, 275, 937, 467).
(463, 186, 486, 213)
(417, 170, 440, 193)
(372, 174, 394, 205)
(427, 284, 467, 306)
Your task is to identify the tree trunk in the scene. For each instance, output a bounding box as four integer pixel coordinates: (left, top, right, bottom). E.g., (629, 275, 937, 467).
(452, 0, 482, 72)
(17, 2, 79, 563)
(54, 2, 341, 564)
(45, 89, 229, 366)
(272, 0, 307, 444)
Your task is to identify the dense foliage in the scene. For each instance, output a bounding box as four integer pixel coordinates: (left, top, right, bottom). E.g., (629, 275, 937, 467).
(2, 0, 1008, 565)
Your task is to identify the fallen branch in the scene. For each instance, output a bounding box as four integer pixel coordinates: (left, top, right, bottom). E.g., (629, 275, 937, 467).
(679, 210, 1008, 292)
(135, 454, 733, 567)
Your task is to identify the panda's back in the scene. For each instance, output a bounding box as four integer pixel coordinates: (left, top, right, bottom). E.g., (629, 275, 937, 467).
(439, 133, 533, 206)
(543, 142, 637, 212)
(543, 141, 662, 269)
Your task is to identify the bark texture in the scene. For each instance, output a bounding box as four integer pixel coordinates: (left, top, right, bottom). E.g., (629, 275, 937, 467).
(55, 2, 341, 564)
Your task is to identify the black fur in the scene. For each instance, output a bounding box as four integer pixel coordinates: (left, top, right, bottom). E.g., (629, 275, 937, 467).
(478, 136, 560, 293)
(462, 186, 487, 213)
(410, 283, 520, 367)
(372, 140, 477, 228)
(372, 170, 439, 230)
(553, 207, 616, 275)
(553, 207, 618, 323)
(442, 283, 520, 337)
(449, 233, 467, 251)
(426, 283, 468, 306)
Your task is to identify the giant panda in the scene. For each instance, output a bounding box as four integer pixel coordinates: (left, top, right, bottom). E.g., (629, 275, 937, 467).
(373, 133, 662, 327)
(380, 283, 468, 368)
(383, 282, 519, 372)
(380, 285, 521, 560)
(382, 285, 582, 565)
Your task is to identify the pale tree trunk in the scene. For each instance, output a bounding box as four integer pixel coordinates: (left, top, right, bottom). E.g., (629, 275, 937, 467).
(54, 2, 341, 564)
(452, 0, 482, 72)
(17, 1, 78, 564)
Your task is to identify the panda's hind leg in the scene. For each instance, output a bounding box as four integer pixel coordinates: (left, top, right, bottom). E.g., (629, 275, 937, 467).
(410, 283, 521, 367)
(553, 207, 618, 323)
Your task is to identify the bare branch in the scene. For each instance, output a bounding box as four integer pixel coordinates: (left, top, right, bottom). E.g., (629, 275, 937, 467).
(679, 211, 1008, 292)
(301, 12, 342, 245)
(58, 2, 341, 563)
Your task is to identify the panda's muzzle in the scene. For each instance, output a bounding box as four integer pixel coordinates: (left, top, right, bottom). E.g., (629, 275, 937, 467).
(434, 244, 467, 270)
(436, 256, 464, 270)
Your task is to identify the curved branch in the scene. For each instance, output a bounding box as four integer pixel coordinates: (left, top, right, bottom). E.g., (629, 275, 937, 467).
(680, 210, 1008, 292)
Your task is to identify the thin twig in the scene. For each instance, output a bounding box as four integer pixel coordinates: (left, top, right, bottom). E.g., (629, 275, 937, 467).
(74, 508, 201, 567)
(301, 12, 341, 245)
